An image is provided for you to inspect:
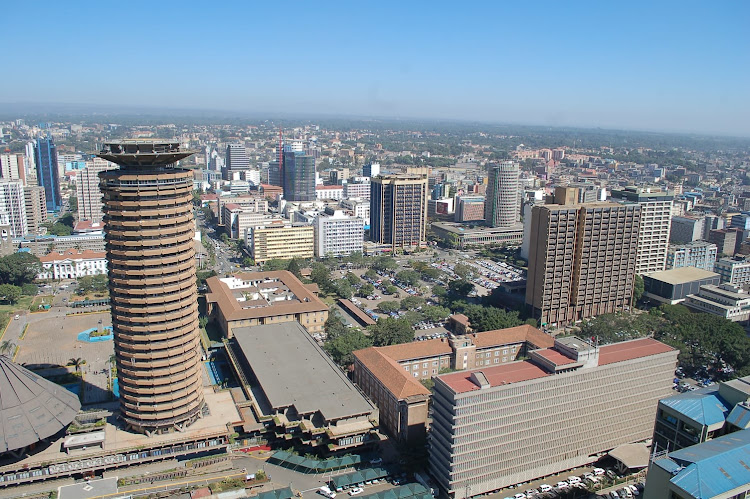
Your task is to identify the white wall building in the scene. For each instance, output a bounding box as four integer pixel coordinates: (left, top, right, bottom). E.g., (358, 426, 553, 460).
(76, 158, 117, 223)
(0, 181, 27, 237)
(684, 283, 750, 322)
(344, 181, 371, 200)
(38, 249, 108, 280)
(316, 185, 344, 201)
(314, 210, 364, 258)
(340, 198, 370, 226)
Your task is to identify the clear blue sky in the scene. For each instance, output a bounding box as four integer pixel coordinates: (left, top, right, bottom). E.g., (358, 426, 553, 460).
(4, 1, 749, 136)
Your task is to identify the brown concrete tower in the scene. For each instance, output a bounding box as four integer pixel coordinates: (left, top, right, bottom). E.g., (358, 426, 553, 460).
(97, 140, 204, 435)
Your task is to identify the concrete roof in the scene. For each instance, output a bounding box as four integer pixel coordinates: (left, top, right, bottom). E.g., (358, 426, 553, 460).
(0, 355, 81, 454)
(644, 267, 720, 285)
(232, 322, 374, 422)
(608, 442, 650, 469)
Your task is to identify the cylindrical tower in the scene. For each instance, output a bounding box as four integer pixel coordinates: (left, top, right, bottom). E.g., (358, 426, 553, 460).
(97, 140, 204, 435)
(484, 161, 520, 228)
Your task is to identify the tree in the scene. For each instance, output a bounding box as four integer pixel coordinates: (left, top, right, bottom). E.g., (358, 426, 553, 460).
(401, 296, 426, 311)
(67, 357, 86, 374)
(448, 279, 474, 297)
(324, 313, 347, 341)
(197, 270, 217, 288)
(220, 233, 229, 244)
(58, 213, 75, 228)
(77, 274, 108, 295)
(364, 269, 378, 280)
(47, 222, 72, 236)
(242, 257, 256, 267)
(462, 304, 522, 332)
(0, 284, 21, 304)
(347, 251, 365, 269)
(335, 280, 353, 299)
(69, 196, 78, 213)
(287, 258, 302, 279)
(402, 310, 424, 326)
(0, 340, 15, 356)
(378, 301, 401, 314)
(384, 285, 398, 295)
(21, 283, 38, 296)
(369, 317, 414, 346)
(396, 270, 421, 287)
(357, 283, 375, 297)
(324, 328, 373, 366)
(345, 273, 360, 285)
(422, 305, 451, 323)
(432, 285, 447, 299)
(264, 259, 290, 271)
(633, 274, 645, 304)
(452, 264, 474, 279)
(372, 256, 398, 272)
(310, 263, 333, 292)
(420, 267, 441, 281)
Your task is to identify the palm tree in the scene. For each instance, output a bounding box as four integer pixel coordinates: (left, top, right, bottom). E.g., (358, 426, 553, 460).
(67, 357, 86, 374)
(0, 340, 15, 356)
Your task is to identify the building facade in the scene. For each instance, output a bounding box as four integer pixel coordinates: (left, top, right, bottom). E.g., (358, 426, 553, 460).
(343, 181, 370, 200)
(283, 150, 316, 202)
(34, 137, 62, 212)
(708, 228, 743, 257)
(455, 196, 485, 223)
(0, 181, 27, 237)
(224, 143, 250, 181)
(248, 224, 314, 263)
(370, 174, 428, 250)
(97, 140, 204, 435)
(38, 249, 107, 280)
(670, 215, 704, 243)
(314, 211, 364, 257)
(611, 187, 673, 274)
(714, 257, 750, 287)
(526, 202, 641, 326)
(429, 337, 677, 498)
(667, 241, 718, 271)
(484, 161, 520, 228)
(684, 283, 750, 322)
(76, 158, 116, 223)
(0, 154, 25, 183)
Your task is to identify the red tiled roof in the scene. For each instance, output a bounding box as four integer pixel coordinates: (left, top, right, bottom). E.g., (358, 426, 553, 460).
(73, 220, 104, 231)
(450, 314, 470, 325)
(316, 185, 343, 190)
(378, 339, 452, 362)
(353, 348, 430, 400)
(473, 324, 555, 350)
(339, 299, 376, 326)
(534, 348, 577, 366)
(598, 338, 675, 366)
(39, 249, 106, 262)
(440, 361, 550, 394)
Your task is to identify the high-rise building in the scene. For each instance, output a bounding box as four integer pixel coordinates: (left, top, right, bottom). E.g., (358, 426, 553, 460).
(484, 161, 520, 228)
(23, 185, 47, 235)
(224, 143, 250, 181)
(611, 187, 674, 274)
(96, 140, 204, 434)
(314, 210, 364, 258)
(670, 215, 704, 243)
(34, 136, 62, 212)
(282, 150, 316, 202)
(363, 162, 380, 179)
(708, 228, 744, 257)
(370, 173, 428, 250)
(526, 199, 641, 326)
(667, 241, 718, 271)
(428, 336, 677, 498)
(0, 154, 25, 184)
(455, 195, 485, 223)
(76, 158, 117, 223)
(0, 181, 27, 237)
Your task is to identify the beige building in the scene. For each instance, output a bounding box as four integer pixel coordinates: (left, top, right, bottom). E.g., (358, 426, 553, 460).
(353, 325, 554, 442)
(23, 185, 47, 236)
(526, 192, 641, 326)
(76, 158, 116, 223)
(248, 224, 314, 263)
(370, 173, 428, 250)
(205, 270, 329, 338)
(429, 337, 678, 498)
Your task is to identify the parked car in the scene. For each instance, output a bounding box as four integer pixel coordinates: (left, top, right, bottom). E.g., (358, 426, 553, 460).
(349, 488, 364, 496)
(593, 468, 605, 476)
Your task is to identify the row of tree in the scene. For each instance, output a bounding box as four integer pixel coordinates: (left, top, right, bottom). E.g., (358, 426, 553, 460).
(0, 253, 41, 304)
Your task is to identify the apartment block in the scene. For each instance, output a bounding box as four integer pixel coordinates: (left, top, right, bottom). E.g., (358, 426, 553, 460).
(0, 181, 27, 237)
(343, 180, 370, 200)
(353, 325, 554, 443)
(370, 174, 428, 250)
(611, 187, 673, 274)
(205, 270, 329, 337)
(708, 228, 744, 256)
(0, 154, 25, 183)
(667, 241, 718, 271)
(670, 215, 705, 243)
(76, 158, 116, 223)
(314, 210, 364, 257)
(340, 198, 370, 226)
(714, 257, 750, 287)
(248, 224, 313, 263)
(316, 185, 344, 200)
(526, 201, 641, 326)
(429, 337, 677, 498)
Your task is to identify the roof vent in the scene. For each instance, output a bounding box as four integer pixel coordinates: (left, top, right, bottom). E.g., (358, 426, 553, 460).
(470, 371, 490, 389)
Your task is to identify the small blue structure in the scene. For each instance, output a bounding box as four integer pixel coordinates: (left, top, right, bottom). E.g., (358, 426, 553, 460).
(77, 327, 113, 343)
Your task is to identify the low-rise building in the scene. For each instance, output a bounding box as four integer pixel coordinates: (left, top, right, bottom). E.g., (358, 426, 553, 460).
(18, 233, 106, 257)
(431, 222, 524, 248)
(38, 249, 107, 280)
(248, 224, 314, 263)
(714, 256, 750, 287)
(205, 270, 328, 337)
(429, 337, 677, 498)
(352, 325, 554, 443)
(667, 241, 718, 271)
(684, 283, 750, 322)
(316, 185, 344, 200)
(643, 267, 721, 305)
(224, 322, 378, 453)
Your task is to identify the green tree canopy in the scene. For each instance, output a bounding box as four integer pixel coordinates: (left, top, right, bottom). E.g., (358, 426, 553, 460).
(0, 284, 22, 304)
(345, 273, 360, 285)
(364, 269, 378, 280)
(287, 258, 302, 279)
(369, 317, 414, 346)
(633, 274, 645, 303)
(0, 253, 42, 286)
(378, 301, 401, 314)
(264, 258, 290, 271)
(462, 304, 522, 332)
(324, 328, 373, 366)
(77, 274, 108, 295)
(372, 256, 398, 272)
(357, 283, 375, 297)
(422, 305, 451, 323)
(396, 270, 421, 287)
(448, 279, 474, 297)
(401, 296, 426, 311)
(58, 213, 75, 228)
(324, 313, 347, 341)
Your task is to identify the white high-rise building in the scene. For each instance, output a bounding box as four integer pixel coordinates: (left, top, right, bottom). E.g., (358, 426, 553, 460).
(611, 187, 674, 274)
(363, 162, 380, 179)
(314, 210, 364, 258)
(24, 142, 36, 183)
(0, 154, 25, 184)
(484, 161, 520, 228)
(344, 180, 370, 200)
(76, 158, 117, 223)
(0, 181, 28, 237)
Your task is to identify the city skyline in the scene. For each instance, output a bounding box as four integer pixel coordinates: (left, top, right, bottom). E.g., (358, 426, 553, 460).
(2, 2, 748, 137)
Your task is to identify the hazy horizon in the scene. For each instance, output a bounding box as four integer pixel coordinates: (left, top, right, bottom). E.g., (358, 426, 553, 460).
(3, 2, 748, 137)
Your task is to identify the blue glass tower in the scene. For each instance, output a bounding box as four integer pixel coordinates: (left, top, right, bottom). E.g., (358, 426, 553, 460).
(34, 136, 62, 212)
(282, 149, 316, 202)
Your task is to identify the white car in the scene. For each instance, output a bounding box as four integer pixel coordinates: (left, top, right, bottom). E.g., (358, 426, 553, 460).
(349, 488, 364, 496)
(556, 481, 569, 489)
(539, 485, 552, 492)
(568, 476, 581, 484)
(513, 494, 526, 499)
(593, 467, 606, 476)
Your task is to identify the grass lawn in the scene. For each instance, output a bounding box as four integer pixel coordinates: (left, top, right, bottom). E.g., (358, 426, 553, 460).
(0, 295, 35, 316)
(30, 295, 54, 310)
